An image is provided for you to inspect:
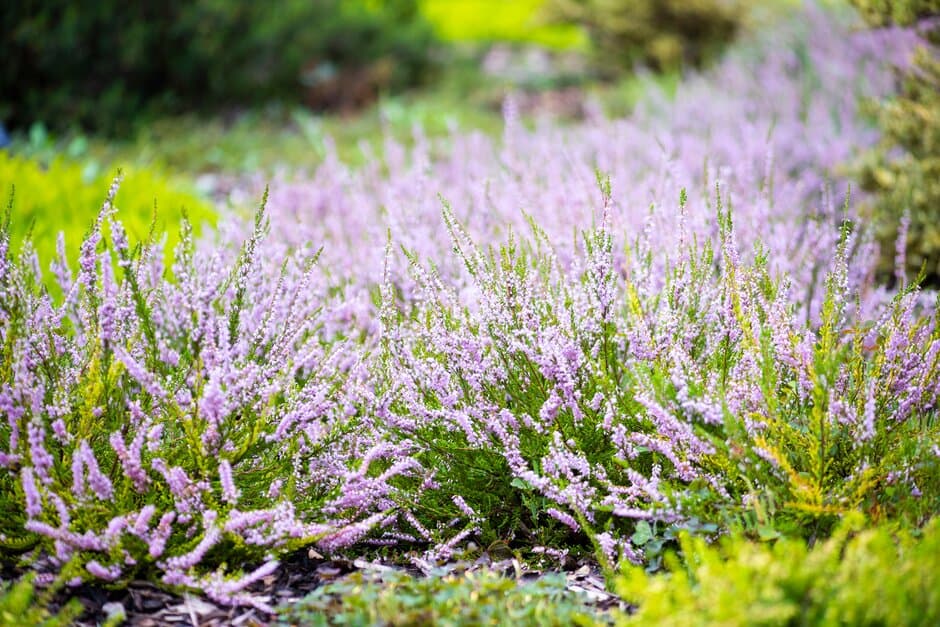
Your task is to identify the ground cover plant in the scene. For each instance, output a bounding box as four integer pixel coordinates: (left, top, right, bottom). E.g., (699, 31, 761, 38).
(280, 569, 610, 626)
(1, 2, 938, 623)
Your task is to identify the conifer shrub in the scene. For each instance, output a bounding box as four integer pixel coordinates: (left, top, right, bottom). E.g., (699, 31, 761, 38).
(0, 574, 82, 627)
(540, 0, 741, 72)
(852, 0, 940, 285)
(281, 570, 609, 626)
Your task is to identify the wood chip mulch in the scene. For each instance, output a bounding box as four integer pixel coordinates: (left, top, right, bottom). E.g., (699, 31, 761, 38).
(44, 549, 624, 626)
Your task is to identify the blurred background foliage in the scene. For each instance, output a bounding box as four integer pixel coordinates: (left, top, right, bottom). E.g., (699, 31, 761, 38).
(419, 0, 586, 49)
(541, 0, 742, 72)
(0, 152, 215, 273)
(0, 0, 748, 137)
(1, 0, 937, 286)
(0, 0, 438, 134)
(851, 0, 940, 286)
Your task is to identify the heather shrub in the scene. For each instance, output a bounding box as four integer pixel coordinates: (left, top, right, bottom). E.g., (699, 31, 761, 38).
(0, 183, 415, 610)
(255, 5, 919, 327)
(0, 3, 937, 614)
(0, 153, 215, 274)
(616, 514, 940, 626)
(852, 0, 940, 284)
(373, 185, 940, 569)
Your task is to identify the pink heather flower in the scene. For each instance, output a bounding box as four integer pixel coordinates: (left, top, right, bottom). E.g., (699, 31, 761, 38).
(50, 419, 69, 443)
(149, 512, 177, 558)
(86, 560, 122, 581)
(110, 431, 150, 492)
(133, 505, 157, 534)
(533, 545, 570, 565)
(545, 508, 580, 532)
(161, 511, 221, 571)
(219, 459, 240, 504)
(21, 467, 42, 518)
(317, 512, 387, 553)
(424, 526, 478, 562)
(27, 420, 54, 485)
(451, 495, 480, 522)
(72, 440, 114, 501)
(859, 385, 876, 442)
(114, 347, 166, 400)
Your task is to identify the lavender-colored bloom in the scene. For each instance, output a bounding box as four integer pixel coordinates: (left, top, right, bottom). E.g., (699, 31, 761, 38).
(545, 508, 580, 532)
(219, 459, 240, 504)
(86, 560, 122, 581)
(21, 467, 42, 518)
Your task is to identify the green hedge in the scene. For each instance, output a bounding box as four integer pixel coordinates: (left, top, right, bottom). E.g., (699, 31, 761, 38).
(0, 0, 438, 134)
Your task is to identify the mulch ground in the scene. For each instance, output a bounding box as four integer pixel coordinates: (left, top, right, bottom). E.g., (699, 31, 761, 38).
(52, 549, 623, 626)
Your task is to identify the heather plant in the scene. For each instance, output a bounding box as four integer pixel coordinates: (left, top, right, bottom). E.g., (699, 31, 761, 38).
(0, 181, 420, 610)
(0, 2, 937, 615)
(253, 5, 921, 326)
(374, 184, 940, 571)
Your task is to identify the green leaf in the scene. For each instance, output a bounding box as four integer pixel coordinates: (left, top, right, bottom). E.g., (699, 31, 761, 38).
(631, 521, 653, 546)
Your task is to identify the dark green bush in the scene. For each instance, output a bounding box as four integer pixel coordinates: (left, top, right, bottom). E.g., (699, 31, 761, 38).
(0, 0, 437, 134)
(852, 0, 940, 285)
(540, 0, 742, 73)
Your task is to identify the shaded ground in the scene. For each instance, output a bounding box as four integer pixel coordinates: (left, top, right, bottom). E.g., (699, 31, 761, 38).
(59, 553, 620, 626)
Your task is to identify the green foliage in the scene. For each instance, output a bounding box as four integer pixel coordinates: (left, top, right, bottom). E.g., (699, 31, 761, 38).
(0, 184, 361, 593)
(380, 196, 940, 566)
(540, 0, 742, 72)
(850, 0, 940, 25)
(0, 574, 82, 627)
(279, 570, 611, 626)
(0, 152, 215, 274)
(0, 0, 438, 134)
(616, 515, 940, 626)
(852, 0, 940, 284)
(419, 0, 586, 49)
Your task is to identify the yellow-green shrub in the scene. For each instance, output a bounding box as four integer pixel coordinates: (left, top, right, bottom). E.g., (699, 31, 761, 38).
(0, 153, 215, 275)
(852, 0, 940, 285)
(617, 515, 940, 626)
(541, 0, 742, 72)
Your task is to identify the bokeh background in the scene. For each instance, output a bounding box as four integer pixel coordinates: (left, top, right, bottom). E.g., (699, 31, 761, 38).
(1, 0, 937, 283)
